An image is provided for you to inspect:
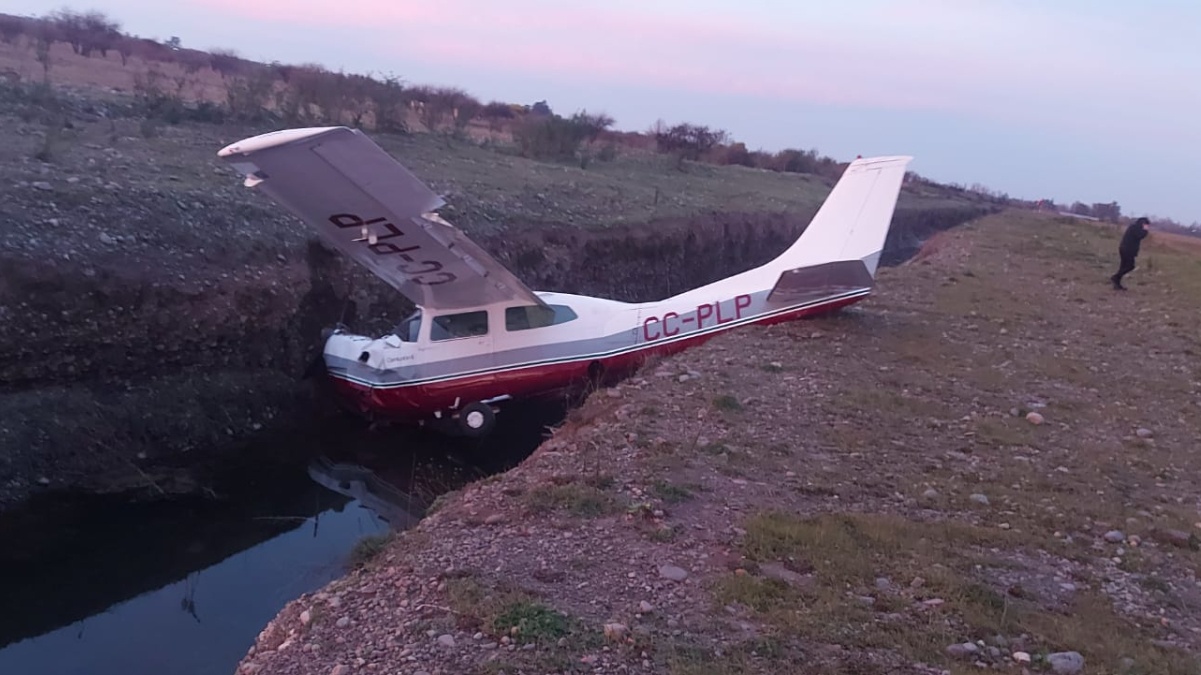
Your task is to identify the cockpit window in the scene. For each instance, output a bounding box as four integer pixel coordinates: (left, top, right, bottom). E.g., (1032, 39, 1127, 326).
(430, 310, 489, 341)
(505, 304, 579, 331)
(395, 310, 422, 342)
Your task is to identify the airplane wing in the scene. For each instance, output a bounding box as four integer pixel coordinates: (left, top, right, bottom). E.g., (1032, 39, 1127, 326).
(217, 126, 545, 311)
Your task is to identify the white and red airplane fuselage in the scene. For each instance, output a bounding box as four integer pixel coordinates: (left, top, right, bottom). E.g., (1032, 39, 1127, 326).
(217, 126, 911, 436)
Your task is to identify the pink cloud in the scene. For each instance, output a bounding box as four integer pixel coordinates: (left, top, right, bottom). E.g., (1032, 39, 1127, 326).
(182, 0, 1194, 135)
(187, 0, 996, 110)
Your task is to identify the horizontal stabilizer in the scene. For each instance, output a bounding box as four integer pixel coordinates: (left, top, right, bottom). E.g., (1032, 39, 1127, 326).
(767, 259, 875, 306)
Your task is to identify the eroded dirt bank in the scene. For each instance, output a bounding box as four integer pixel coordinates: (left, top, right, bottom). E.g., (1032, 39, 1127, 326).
(237, 212, 1201, 675)
(0, 86, 993, 509)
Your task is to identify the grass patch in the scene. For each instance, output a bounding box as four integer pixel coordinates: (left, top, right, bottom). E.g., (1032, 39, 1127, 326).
(652, 479, 694, 503)
(524, 481, 620, 517)
(492, 600, 571, 640)
(728, 511, 1196, 673)
(712, 394, 743, 412)
(445, 576, 596, 648)
(347, 531, 394, 568)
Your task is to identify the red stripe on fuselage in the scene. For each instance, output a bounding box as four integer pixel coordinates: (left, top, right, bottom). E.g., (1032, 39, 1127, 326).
(327, 294, 866, 421)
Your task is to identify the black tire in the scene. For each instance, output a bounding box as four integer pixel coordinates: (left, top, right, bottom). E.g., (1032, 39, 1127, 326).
(457, 401, 496, 438)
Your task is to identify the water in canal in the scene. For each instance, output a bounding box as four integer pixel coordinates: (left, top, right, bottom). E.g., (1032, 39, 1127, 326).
(0, 402, 564, 675)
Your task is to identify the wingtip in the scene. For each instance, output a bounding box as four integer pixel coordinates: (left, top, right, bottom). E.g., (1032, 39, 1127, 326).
(217, 126, 351, 158)
(849, 155, 914, 167)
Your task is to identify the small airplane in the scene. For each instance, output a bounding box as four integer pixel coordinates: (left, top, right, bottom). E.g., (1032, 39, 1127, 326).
(217, 127, 911, 437)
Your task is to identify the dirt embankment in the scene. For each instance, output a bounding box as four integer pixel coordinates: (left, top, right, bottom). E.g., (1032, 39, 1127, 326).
(0, 85, 993, 510)
(237, 211, 1201, 675)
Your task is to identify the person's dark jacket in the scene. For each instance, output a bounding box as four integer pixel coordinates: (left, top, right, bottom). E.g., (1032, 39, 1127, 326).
(1119, 219, 1149, 257)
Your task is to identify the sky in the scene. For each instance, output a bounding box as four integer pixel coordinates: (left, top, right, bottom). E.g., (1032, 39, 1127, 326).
(5, 0, 1199, 223)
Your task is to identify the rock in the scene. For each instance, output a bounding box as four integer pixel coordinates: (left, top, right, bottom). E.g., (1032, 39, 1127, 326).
(658, 564, 689, 582)
(1152, 528, 1197, 550)
(32, 181, 52, 191)
(875, 577, 892, 591)
(1104, 530, 1126, 543)
(335, 616, 350, 629)
(603, 623, 628, 640)
(1136, 427, 1154, 438)
(330, 666, 349, 675)
(639, 601, 655, 613)
(970, 493, 990, 506)
(1026, 411, 1045, 425)
(1047, 651, 1084, 674)
(760, 562, 808, 586)
(99, 232, 116, 245)
(946, 642, 979, 658)
(299, 610, 311, 626)
(437, 634, 456, 648)
(922, 488, 939, 500)
(1012, 651, 1031, 664)
(483, 513, 505, 525)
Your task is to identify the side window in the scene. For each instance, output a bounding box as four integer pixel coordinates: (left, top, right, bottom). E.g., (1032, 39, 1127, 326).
(506, 304, 579, 331)
(430, 310, 489, 341)
(394, 310, 422, 342)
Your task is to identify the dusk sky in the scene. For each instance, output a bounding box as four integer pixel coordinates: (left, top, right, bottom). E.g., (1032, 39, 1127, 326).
(6, 0, 1198, 223)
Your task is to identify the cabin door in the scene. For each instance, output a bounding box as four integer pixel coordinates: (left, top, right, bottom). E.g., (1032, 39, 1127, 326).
(417, 308, 496, 405)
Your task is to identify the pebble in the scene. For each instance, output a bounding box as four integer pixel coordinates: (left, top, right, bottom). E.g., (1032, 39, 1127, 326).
(970, 493, 990, 506)
(299, 610, 312, 626)
(603, 623, 628, 640)
(335, 616, 350, 628)
(1136, 428, 1154, 438)
(658, 564, 689, 582)
(922, 488, 939, 500)
(1026, 411, 1045, 425)
(329, 666, 349, 675)
(1104, 530, 1126, 543)
(436, 634, 455, 648)
(1012, 651, 1031, 663)
(1047, 651, 1084, 674)
(639, 601, 655, 613)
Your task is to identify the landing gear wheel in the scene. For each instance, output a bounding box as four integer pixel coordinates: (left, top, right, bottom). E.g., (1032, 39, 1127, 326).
(457, 401, 496, 438)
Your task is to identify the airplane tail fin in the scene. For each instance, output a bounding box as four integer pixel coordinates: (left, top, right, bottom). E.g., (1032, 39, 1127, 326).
(773, 155, 913, 277)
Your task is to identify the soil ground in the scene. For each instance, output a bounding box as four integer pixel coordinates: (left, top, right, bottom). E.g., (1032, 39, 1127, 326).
(237, 211, 1201, 675)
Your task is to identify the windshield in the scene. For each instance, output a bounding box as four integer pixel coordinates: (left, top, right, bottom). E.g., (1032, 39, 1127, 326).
(394, 310, 422, 342)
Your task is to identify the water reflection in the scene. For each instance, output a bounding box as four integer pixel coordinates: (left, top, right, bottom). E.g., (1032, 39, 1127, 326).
(0, 399, 565, 675)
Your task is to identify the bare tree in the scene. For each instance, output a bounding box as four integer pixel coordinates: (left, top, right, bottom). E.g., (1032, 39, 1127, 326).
(652, 121, 729, 170)
(46, 8, 121, 58)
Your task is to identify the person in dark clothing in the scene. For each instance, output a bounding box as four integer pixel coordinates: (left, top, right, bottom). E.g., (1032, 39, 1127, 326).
(1111, 217, 1150, 290)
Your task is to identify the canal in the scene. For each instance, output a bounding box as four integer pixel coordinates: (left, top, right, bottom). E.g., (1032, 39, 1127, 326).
(0, 401, 565, 675)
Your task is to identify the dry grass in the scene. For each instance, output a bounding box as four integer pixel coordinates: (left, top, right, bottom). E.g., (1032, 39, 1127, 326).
(716, 512, 1197, 674)
(603, 209, 1201, 672)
